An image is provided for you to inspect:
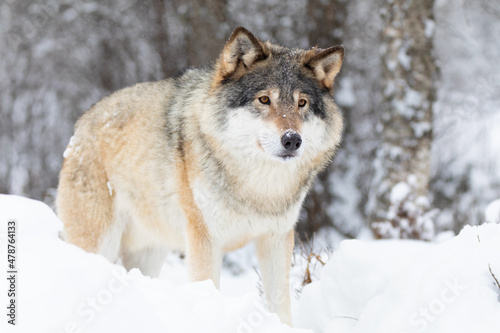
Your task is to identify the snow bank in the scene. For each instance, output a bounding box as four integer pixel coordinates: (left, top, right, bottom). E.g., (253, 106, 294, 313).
(0, 195, 307, 333)
(2, 195, 500, 333)
(295, 224, 500, 332)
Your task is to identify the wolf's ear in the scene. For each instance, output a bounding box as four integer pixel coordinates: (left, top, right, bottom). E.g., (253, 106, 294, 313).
(304, 46, 344, 91)
(217, 27, 269, 79)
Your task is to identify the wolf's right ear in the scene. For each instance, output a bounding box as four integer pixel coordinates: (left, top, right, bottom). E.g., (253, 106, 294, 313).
(216, 27, 269, 80)
(303, 46, 344, 92)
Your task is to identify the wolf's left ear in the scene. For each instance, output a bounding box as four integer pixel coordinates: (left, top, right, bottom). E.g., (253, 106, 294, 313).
(217, 27, 269, 80)
(304, 46, 344, 91)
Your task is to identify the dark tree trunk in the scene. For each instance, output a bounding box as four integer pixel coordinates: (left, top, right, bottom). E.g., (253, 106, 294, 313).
(297, 0, 349, 240)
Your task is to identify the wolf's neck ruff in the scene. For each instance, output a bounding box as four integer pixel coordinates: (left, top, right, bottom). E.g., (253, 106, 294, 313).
(197, 130, 314, 216)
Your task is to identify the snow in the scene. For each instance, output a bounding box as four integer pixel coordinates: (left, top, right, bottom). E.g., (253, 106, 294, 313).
(390, 181, 411, 204)
(63, 136, 75, 158)
(397, 43, 411, 70)
(405, 90, 424, 108)
(0, 195, 304, 333)
(107, 181, 113, 196)
(393, 99, 414, 119)
(424, 19, 435, 38)
(2, 195, 500, 333)
(485, 199, 500, 223)
(296, 225, 500, 332)
(372, 174, 437, 241)
(411, 121, 431, 138)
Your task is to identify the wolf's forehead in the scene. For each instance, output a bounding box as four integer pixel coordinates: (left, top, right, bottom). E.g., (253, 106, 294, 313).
(270, 48, 305, 74)
(259, 54, 314, 99)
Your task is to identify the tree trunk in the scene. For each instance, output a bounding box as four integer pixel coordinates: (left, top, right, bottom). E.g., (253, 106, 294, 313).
(368, 0, 438, 240)
(297, 0, 349, 240)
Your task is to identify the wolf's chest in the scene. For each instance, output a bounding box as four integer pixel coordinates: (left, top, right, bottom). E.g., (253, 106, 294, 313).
(191, 178, 301, 251)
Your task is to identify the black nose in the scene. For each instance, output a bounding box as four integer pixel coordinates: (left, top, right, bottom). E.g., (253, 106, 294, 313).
(281, 132, 302, 151)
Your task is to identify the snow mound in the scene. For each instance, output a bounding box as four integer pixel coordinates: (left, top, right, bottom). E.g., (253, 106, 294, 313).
(2, 195, 500, 333)
(0, 195, 307, 333)
(295, 224, 500, 332)
(485, 199, 500, 223)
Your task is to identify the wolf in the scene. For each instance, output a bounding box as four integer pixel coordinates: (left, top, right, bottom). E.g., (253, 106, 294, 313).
(56, 27, 344, 326)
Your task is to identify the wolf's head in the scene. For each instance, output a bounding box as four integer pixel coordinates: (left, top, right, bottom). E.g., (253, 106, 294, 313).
(206, 27, 344, 170)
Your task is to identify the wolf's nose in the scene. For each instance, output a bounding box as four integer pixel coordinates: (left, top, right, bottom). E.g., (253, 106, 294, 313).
(281, 132, 302, 151)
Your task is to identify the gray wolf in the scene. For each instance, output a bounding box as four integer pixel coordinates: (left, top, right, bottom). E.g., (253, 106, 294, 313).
(56, 27, 344, 326)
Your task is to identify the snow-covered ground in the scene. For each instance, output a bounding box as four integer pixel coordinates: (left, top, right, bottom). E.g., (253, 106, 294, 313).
(1, 195, 500, 333)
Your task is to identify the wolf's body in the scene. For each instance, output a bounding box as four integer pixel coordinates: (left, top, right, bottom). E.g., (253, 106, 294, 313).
(57, 27, 344, 325)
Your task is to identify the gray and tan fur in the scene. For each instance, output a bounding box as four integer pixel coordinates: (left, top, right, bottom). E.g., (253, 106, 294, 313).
(57, 27, 344, 326)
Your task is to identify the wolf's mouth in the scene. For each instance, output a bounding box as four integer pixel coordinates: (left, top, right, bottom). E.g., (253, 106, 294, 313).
(277, 152, 298, 161)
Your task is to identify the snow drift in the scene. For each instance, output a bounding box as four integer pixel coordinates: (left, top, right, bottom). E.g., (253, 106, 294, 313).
(0, 195, 304, 333)
(296, 225, 500, 332)
(1, 194, 500, 333)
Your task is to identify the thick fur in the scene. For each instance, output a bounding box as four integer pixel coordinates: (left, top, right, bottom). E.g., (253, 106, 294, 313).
(57, 27, 344, 326)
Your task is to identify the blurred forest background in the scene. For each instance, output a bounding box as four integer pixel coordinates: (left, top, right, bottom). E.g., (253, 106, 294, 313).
(1, 0, 499, 240)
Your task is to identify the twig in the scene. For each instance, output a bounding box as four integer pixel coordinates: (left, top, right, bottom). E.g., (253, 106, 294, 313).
(489, 263, 500, 290)
(310, 253, 326, 266)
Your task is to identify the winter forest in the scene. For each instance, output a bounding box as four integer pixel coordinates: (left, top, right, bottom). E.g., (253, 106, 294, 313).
(1, 1, 500, 332)
(1, 0, 499, 238)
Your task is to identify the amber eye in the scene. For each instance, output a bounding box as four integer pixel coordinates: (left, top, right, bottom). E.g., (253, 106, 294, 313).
(259, 96, 270, 105)
(298, 99, 307, 107)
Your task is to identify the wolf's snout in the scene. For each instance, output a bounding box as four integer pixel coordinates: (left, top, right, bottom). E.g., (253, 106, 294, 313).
(281, 132, 302, 151)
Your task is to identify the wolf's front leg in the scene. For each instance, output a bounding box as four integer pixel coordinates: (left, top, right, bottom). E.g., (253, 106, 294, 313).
(256, 229, 294, 326)
(185, 221, 222, 288)
(178, 168, 223, 287)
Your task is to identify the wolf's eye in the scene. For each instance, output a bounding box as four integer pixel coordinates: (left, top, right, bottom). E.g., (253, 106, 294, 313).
(259, 96, 270, 105)
(298, 99, 307, 107)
